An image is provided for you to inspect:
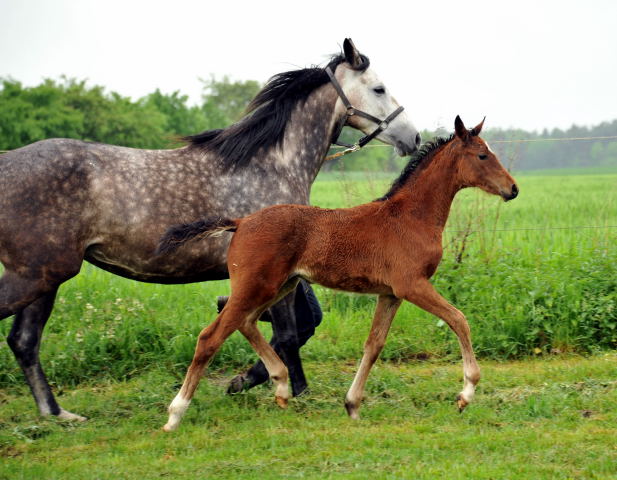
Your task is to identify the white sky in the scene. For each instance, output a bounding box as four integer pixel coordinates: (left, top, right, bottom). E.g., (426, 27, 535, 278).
(1, 0, 616, 132)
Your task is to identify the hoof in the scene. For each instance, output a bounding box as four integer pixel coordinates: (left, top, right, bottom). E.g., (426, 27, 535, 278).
(162, 422, 178, 433)
(344, 401, 360, 420)
(291, 383, 309, 398)
(227, 374, 249, 395)
(456, 394, 469, 413)
(56, 409, 87, 422)
(275, 396, 288, 408)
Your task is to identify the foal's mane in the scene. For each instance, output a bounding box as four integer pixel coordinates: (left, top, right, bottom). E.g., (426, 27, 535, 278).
(377, 134, 455, 201)
(184, 53, 370, 171)
(378, 125, 483, 201)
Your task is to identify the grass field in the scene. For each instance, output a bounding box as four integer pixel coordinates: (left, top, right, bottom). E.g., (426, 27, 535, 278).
(0, 168, 616, 478)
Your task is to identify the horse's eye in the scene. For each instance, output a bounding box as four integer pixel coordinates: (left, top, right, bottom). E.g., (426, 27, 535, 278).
(373, 86, 386, 95)
(478, 154, 488, 160)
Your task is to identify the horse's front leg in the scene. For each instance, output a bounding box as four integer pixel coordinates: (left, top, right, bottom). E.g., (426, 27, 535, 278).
(403, 280, 480, 411)
(345, 295, 402, 419)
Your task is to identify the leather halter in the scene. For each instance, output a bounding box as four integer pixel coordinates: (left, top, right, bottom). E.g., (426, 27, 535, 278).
(326, 66, 405, 157)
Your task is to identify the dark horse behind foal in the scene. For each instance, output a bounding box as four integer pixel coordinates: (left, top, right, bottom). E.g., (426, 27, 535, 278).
(158, 116, 518, 431)
(0, 39, 420, 420)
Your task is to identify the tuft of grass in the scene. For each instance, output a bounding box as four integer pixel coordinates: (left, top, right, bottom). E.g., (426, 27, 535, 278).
(1, 354, 616, 479)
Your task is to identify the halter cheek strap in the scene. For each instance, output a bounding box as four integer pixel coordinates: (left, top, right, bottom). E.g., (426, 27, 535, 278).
(325, 66, 405, 156)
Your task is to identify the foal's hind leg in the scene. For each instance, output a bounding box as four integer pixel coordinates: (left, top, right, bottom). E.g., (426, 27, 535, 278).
(238, 321, 290, 408)
(163, 307, 249, 432)
(226, 281, 322, 395)
(7, 289, 86, 421)
(247, 291, 308, 396)
(345, 295, 402, 419)
(404, 280, 480, 411)
(235, 277, 302, 407)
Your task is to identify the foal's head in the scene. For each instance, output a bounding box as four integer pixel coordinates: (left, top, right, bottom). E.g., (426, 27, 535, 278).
(451, 116, 519, 201)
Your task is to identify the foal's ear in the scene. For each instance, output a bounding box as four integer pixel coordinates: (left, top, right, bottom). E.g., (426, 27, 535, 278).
(343, 38, 363, 69)
(454, 115, 469, 142)
(470, 117, 486, 136)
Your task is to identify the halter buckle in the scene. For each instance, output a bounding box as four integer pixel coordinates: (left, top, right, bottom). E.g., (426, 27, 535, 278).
(379, 120, 389, 130)
(347, 106, 355, 116)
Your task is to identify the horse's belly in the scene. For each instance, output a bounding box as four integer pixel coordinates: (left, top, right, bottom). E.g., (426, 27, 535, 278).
(84, 242, 229, 284)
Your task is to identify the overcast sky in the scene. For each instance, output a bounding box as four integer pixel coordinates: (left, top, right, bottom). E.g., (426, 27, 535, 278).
(1, 0, 616, 132)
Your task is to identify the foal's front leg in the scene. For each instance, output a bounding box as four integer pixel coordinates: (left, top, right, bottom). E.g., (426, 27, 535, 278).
(345, 295, 402, 419)
(404, 280, 480, 411)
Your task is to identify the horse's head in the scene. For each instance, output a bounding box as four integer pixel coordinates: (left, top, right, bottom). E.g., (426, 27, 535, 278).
(331, 39, 421, 156)
(452, 116, 519, 201)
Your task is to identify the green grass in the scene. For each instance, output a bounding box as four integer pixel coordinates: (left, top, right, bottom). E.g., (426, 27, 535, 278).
(1, 354, 616, 479)
(0, 169, 616, 478)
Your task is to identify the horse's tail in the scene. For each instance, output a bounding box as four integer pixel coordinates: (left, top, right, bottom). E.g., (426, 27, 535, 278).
(156, 216, 238, 255)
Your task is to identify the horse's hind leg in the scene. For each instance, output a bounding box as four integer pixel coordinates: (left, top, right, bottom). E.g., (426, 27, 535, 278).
(7, 288, 86, 421)
(345, 295, 402, 419)
(0, 271, 51, 320)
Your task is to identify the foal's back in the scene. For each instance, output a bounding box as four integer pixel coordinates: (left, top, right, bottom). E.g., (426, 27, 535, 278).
(227, 201, 406, 296)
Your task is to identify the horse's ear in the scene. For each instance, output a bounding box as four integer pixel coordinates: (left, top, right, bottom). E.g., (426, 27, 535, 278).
(343, 38, 362, 69)
(470, 117, 486, 136)
(454, 115, 469, 142)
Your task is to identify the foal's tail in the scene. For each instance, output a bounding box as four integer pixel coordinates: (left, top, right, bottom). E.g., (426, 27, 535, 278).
(156, 216, 238, 255)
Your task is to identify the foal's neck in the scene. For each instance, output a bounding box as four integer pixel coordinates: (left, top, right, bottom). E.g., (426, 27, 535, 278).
(392, 145, 462, 230)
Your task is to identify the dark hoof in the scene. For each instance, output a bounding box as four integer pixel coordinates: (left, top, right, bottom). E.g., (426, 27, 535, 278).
(227, 374, 249, 395)
(294, 387, 311, 398)
(291, 383, 309, 398)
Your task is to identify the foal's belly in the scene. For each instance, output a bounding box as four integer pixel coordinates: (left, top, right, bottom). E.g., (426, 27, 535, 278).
(297, 269, 393, 296)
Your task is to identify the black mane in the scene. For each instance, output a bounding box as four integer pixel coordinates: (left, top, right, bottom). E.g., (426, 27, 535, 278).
(377, 134, 456, 201)
(184, 53, 370, 170)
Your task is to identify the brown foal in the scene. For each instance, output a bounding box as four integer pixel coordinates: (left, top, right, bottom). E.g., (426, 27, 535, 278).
(158, 116, 518, 431)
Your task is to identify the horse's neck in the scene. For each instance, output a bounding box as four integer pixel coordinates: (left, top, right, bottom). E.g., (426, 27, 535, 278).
(277, 86, 341, 182)
(395, 150, 461, 230)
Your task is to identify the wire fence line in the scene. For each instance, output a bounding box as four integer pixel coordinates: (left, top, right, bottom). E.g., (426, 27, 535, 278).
(446, 225, 617, 234)
(330, 135, 617, 151)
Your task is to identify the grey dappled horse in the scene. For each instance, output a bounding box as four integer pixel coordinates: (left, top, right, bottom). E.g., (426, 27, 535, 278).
(0, 39, 420, 421)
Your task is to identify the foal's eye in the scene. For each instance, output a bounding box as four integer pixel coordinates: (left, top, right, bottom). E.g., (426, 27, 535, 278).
(478, 154, 488, 160)
(373, 86, 386, 95)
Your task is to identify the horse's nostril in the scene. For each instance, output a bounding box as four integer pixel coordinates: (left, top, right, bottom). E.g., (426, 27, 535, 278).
(415, 132, 422, 147)
(511, 184, 519, 198)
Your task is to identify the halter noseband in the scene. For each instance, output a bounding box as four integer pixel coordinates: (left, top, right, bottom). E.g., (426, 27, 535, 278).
(326, 66, 405, 159)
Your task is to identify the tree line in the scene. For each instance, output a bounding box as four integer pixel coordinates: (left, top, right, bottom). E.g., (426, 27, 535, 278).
(1, 77, 615, 171)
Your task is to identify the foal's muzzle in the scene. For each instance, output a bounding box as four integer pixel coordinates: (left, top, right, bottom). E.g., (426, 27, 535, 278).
(503, 184, 519, 201)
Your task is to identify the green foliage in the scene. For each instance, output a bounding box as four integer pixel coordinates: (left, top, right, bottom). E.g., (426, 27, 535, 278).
(2, 76, 616, 171)
(199, 75, 261, 123)
(0, 76, 260, 151)
(0, 78, 168, 149)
